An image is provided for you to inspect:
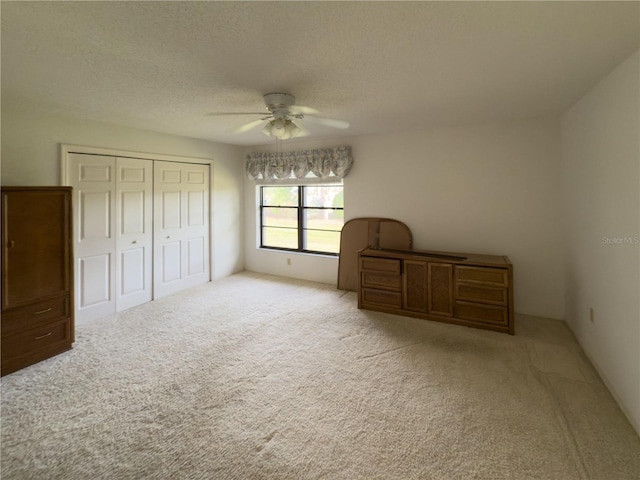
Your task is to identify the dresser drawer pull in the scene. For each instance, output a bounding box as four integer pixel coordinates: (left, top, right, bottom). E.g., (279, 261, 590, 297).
(34, 332, 53, 340)
(33, 307, 53, 315)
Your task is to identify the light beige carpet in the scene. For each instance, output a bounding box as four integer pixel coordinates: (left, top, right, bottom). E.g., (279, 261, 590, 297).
(1, 272, 639, 479)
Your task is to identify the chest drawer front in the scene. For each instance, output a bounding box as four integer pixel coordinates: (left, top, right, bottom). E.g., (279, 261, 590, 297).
(454, 301, 508, 326)
(362, 288, 402, 309)
(362, 272, 401, 291)
(456, 266, 508, 287)
(1, 319, 72, 362)
(1, 295, 70, 337)
(360, 257, 401, 274)
(456, 284, 507, 306)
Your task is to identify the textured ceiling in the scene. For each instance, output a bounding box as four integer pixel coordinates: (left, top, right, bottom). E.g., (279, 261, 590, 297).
(2, 1, 639, 146)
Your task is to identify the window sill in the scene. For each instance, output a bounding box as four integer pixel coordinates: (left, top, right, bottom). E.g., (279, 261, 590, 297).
(257, 247, 339, 259)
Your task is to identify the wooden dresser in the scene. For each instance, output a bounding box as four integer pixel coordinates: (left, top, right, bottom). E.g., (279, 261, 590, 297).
(358, 247, 514, 334)
(1, 187, 75, 375)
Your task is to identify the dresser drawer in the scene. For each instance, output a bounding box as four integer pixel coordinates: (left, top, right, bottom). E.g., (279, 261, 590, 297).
(454, 301, 508, 326)
(455, 266, 508, 287)
(362, 288, 402, 308)
(360, 257, 401, 274)
(1, 296, 70, 336)
(1, 318, 72, 363)
(361, 271, 401, 291)
(456, 284, 507, 306)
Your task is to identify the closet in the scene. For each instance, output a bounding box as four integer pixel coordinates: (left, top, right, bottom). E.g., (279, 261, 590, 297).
(66, 152, 210, 323)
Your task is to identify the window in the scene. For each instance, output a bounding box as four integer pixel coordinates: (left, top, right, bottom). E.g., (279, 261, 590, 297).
(260, 184, 344, 255)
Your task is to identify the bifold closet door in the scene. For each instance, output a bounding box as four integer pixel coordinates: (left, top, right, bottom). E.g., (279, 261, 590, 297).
(69, 154, 153, 322)
(115, 158, 153, 312)
(153, 161, 210, 299)
(69, 154, 117, 322)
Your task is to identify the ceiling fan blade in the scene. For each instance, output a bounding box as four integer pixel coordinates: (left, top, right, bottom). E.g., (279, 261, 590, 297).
(289, 105, 319, 115)
(303, 116, 350, 129)
(206, 112, 267, 117)
(233, 118, 269, 134)
(296, 122, 310, 137)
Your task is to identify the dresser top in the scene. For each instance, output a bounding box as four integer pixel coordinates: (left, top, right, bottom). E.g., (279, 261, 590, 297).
(359, 247, 512, 267)
(1, 186, 72, 192)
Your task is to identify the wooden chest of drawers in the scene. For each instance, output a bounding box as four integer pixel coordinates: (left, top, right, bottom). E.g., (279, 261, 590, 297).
(358, 247, 514, 334)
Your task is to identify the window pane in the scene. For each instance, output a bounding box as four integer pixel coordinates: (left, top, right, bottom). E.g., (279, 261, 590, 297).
(304, 230, 341, 253)
(303, 185, 343, 207)
(262, 186, 298, 207)
(262, 227, 298, 249)
(304, 209, 344, 231)
(263, 207, 298, 228)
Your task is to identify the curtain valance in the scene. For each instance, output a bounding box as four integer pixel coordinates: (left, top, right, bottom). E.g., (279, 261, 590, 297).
(245, 146, 353, 182)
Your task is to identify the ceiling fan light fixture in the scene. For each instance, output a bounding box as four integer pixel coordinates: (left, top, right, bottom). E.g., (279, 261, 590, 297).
(262, 118, 302, 140)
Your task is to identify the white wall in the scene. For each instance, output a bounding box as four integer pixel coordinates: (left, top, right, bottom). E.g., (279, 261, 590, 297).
(1, 106, 245, 280)
(245, 116, 565, 319)
(561, 49, 640, 434)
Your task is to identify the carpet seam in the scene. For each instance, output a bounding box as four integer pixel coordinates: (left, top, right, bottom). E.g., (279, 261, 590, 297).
(535, 367, 592, 480)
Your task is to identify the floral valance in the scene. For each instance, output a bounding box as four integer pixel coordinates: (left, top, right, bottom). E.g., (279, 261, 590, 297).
(245, 146, 353, 182)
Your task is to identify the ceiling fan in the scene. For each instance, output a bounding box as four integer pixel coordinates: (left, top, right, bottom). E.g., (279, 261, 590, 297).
(210, 93, 349, 140)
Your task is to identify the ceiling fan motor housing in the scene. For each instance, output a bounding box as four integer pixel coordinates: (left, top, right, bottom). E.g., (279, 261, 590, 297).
(264, 92, 296, 118)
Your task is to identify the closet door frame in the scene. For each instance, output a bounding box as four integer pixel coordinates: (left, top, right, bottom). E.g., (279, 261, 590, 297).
(61, 144, 214, 324)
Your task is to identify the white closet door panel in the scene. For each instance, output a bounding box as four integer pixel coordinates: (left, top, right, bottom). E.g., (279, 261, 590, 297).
(120, 165, 145, 183)
(187, 191, 205, 226)
(154, 162, 180, 297)
(116, 158, 153, 312)
(162, 191, 182, 229)
(79, 254, 111, 306)
(120, 248, 145, 295)
(69, 153, 117, 323)
(161, 242, 182, 283)
(80, 191, 112, 240)
(179, 164, 210, 290)
(80, 164, 112, 182)
(187, 237, 205, 276)
(120, 192, 145, 234)
(161, 168, 182, 183)
(154, 161, 210, 298)
(187, 169, 205, 184)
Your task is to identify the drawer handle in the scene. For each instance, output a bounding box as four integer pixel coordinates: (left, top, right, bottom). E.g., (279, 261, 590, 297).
(33, 307, 53, 315)
(34, 332, 52, 340)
